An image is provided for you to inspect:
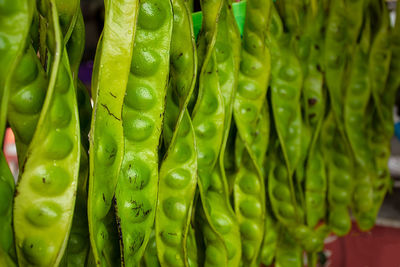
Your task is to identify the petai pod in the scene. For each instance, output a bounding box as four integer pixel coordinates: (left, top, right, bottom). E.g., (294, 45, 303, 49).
(233, 0, 271, 159)
(156, 108, 197, 267)
(163, 0, 197, 148)
(234, 105, 269, 266)
(114, 0, 173, 265)
(275, 229, 302, 267)
(354, 2, 400, 230)
(322, 112, 353, 236)
(324, 0, 348, 133)
(369, 2, 391, 126)
(13, 1, 80, 265)
(156, 0, 197, 263)
(191, 0, 230, 266)
(142, 230, 160, 267)
(87, 0, 139, 265)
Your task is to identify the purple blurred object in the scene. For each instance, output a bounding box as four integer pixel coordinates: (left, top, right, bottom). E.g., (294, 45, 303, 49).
(78, 61, 94, 87)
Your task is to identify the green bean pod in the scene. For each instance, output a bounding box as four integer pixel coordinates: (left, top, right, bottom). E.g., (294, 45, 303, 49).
(270, 23, 303, 175)
(163, 0, 197, 148)
(55, 0, 79, 42)
(369, 2, 391, 125)
(233, 0, 271, 155)
(345, 0, 365, 53)
(354, 4, 400, 228)
(322, 112, 353, 236)
(324, 0, 348, 132)
(301, 6, 327, 224)
(303, 10, 327, 228)
(65, 149, 90, 266)
(156, 0, 198, 258)
(268, 142, 299, 226)
(87, 0, 139, 265)
(259, 206, 278, 266)
(66, 9, 85, 86)
(197, 207, 228, 267)
(156, 106, 197, 266)
(114, 0, 172, 265)
(186, 224, 198, 267)
(380, 0, 400, 138)
(7, 45, 48, 168)
(354, 119, 390, 230)
(344, 19, 375, 222)
(14, 3, 80, 266)
(211, 1, 242, 266)
(142, 230, 160, 267)
(234, 105, 268, 266)
(305, 144, 327, 228)
(275, 229, 302, 267)
(0, 152, 17, 264)
(192, 0, 233, 265)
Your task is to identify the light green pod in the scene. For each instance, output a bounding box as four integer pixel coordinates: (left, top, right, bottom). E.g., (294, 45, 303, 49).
(259, 206, 279, 266)
(142, 230, 160, 267)
(156, 0, 198, 258)
(0, 152, 16, 264)
(322, 112, 353, 236)
(14, 4, 80, 266)
(356, 2, 400, 230)
(270, 38, 303, 176)
(275, 230, 302, 267)
(324, 0, 348, 134)
(305, 144, 327, 228)
(65, 149, 90, 266)
(369, 2, 391, 126)
(268, 143, 299, 227)
(114, 0, 173, 265)
(344, 18, 375, 224)
(7, 45, 48, 169)
(156, 106, 197, 267)
(87, 0, 139, 265)
(234, 105, 269, 266)
(55, 0, 80, 42)
(66, 9, 85, 87)
(233, 0, 271, 154)
(163, 0, 197, 146)
(186, 224, 198, 267)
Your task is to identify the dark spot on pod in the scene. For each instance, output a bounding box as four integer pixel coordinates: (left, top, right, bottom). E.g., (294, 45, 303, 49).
(308, 98, 317, 106)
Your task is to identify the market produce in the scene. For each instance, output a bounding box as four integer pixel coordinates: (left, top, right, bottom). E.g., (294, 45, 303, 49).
(1, 0, 400, 266)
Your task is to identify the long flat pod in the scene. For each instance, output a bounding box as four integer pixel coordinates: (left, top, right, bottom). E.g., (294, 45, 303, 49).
(7, 45, 48, 169)
(0, 0, 33, 262)
(163, 0, 197, 146)
(13, 2, 80, 266)
(234, 105, 269, 266)
(114, 0, 173, 265)
(191, 0, 228, 265)
(322, 112, 353, 236)
(369, 1, 391, 126)
(87, 0, 139, 265)
(324, 0, 348, 134)
(156, 0, 198, 264)
(206, 1, 242, 266)
(233, 0, 271, 160)
(156, 108, 197, 267)
(275, 229, 303, 267)
(355, 2, 400, 230)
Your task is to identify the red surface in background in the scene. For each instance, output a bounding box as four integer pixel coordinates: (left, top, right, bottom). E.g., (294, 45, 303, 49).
(324, 222, 400, 267)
